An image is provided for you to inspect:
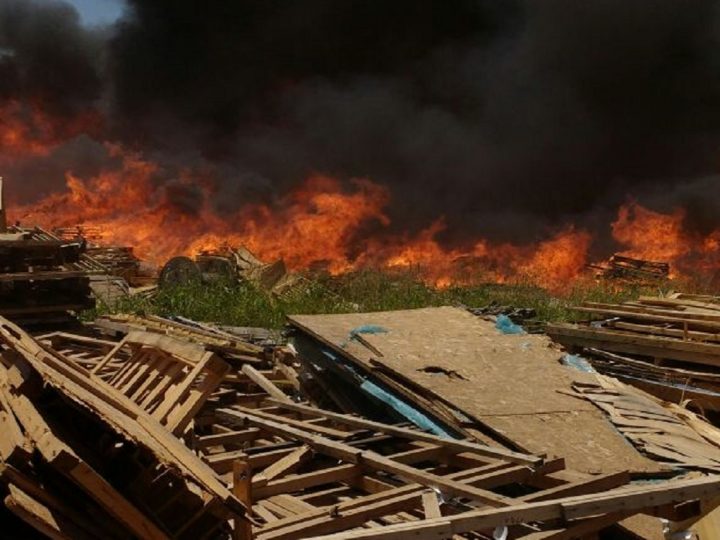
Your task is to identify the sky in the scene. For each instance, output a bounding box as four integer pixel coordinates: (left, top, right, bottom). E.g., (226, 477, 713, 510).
(63, 0, 125, 26)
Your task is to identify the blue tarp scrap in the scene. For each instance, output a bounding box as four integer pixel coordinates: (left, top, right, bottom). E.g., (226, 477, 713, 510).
(359, 379, 453, 438)
(561, 354, 596, 373)
(341, 324, 389, 348)
(350, 324, 388, 338)
(495, 314, 525, 335)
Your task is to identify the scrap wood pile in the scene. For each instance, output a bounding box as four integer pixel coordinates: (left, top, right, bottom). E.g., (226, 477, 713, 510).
(1, 219, 154, 316)
(159, 246, 308, 299)
(0, 316, 247, 539)
(54, 225, 143, 282)
(0, 225, 95, 326)
(546, 292, 720, 415)
(588, 254, 670, 284)
(0, 305, 719, 538)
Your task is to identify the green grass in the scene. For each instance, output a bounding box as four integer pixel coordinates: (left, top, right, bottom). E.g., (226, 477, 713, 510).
(85, 269, 679, 328)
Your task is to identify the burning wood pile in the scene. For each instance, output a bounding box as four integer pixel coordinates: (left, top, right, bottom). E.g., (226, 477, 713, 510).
(159, 245, 305, 297)
(55, 225, 153, 286)
(589, 254, 670, 284)
(0, 306, 718, 538)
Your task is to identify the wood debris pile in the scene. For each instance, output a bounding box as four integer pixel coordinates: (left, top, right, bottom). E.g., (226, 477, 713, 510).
(589, 254, 670, 284)
(547, 292, 720, 416)
(159, 246, 307, 298)
(0, 226, 94, 326)
(0, 316, 247, 538)
(0, 305, 717, 538)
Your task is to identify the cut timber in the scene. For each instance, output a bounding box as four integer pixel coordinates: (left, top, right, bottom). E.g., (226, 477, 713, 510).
(265, 399, 541, 466)
(242, 364, 292, 402)
(253, 445, 313, 488)
(5, 483, 91, 540)
(547, 322, 720, 368)
(0, 315, 248, 525)
(219, 407, 516, 506)
(308, 476, 720, 540)
(90, 330, 230, 435)
(422, 490, 442, 519)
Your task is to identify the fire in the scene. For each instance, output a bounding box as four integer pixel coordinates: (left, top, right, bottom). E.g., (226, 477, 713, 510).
(0, 101, 100, 160)
(610, 200, 720, 278)
(8, 142, 720, 291)
(612, 202, 689, 262)
(7, 143, 595, 290)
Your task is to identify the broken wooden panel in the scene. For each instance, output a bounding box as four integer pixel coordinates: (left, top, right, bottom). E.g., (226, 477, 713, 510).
(289, 307, 663, 475)
(89, 330, 230, 435)
(0, 315, 249, 538)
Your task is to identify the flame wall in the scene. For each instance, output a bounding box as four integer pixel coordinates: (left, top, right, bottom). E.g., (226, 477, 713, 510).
(3, 1, 720, 289)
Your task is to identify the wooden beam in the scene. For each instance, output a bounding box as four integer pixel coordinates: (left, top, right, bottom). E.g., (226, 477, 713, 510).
(218, 408, 513, 507)
(232, 456, 253, 540)
(547, 323, 720, 367)
(241, 365, 292, 402)
(422, 490, 442, 519)
(266, 399, 541, 466)
(308, 476, 720, 540)
(253, 445, 313, 488)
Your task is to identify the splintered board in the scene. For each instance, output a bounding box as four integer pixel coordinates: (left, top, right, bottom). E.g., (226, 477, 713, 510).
(289, 306, 664, 475)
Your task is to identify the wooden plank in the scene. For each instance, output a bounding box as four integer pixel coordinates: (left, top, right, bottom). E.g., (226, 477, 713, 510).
(5, 483, 92, 540)
(257, 462, 529, 540)
(232, 456, 253, 540)
(218, 408, 513, 507)
(2, 380, 170, 540)
(0, 316, 247, 518)
(196, 428, 262, 449)
(242, 365, 292, 402)
(253, 445, 313, 488)
(267, 399, 541, 466)
(164, 354, 230, 434)
(307, 476, 720, 540)
(547, 323, 720, 367)
(0, 464, 110, 539)
(235, 406, 353, 439)
(422, 490, 442, 519)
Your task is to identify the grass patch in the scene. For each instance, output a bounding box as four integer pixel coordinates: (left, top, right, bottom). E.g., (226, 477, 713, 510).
(87, 270, 675, 328)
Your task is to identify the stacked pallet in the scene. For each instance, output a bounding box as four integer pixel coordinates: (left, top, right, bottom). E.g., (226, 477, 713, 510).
(547, 293, 720, 414)
(0, 227, 94, 325)
(589, 254, 670, 283)
(85, 246, 142, 281)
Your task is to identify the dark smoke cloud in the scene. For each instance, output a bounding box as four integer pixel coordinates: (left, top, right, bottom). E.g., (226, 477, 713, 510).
(5, 0, 720, 254)
(0, 0, 103, 115)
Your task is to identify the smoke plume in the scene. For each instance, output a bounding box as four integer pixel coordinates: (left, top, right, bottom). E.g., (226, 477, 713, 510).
(3, 0, 720, 258)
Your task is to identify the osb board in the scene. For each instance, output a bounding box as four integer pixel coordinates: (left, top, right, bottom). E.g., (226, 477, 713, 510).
(290, 306, 663, 475)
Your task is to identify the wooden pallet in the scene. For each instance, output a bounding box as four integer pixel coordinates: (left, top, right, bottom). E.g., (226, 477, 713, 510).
(0, 316, 248, 538)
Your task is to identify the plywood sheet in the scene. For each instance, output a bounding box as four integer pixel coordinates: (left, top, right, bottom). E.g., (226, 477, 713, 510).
(290, 306, 663, 474)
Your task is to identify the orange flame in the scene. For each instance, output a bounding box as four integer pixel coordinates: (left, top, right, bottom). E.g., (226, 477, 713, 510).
(8, 141, 720, 291)
(612, 202, 689, 262)
(0, 101, 100, 160)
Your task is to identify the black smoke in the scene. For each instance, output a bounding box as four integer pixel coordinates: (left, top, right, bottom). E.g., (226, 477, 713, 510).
(5, 0, 720, 255)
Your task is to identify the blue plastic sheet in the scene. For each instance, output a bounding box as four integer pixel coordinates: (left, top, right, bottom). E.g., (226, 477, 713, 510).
(359, 379, 453, 438)
(342, 324, 388, 348)
(349, 324, 388, 338)
(495, 314, 525, 335)
(561, 354, 595, 373)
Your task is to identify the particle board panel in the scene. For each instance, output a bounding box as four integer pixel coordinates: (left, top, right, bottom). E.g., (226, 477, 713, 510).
(290, 306, 663, 475)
